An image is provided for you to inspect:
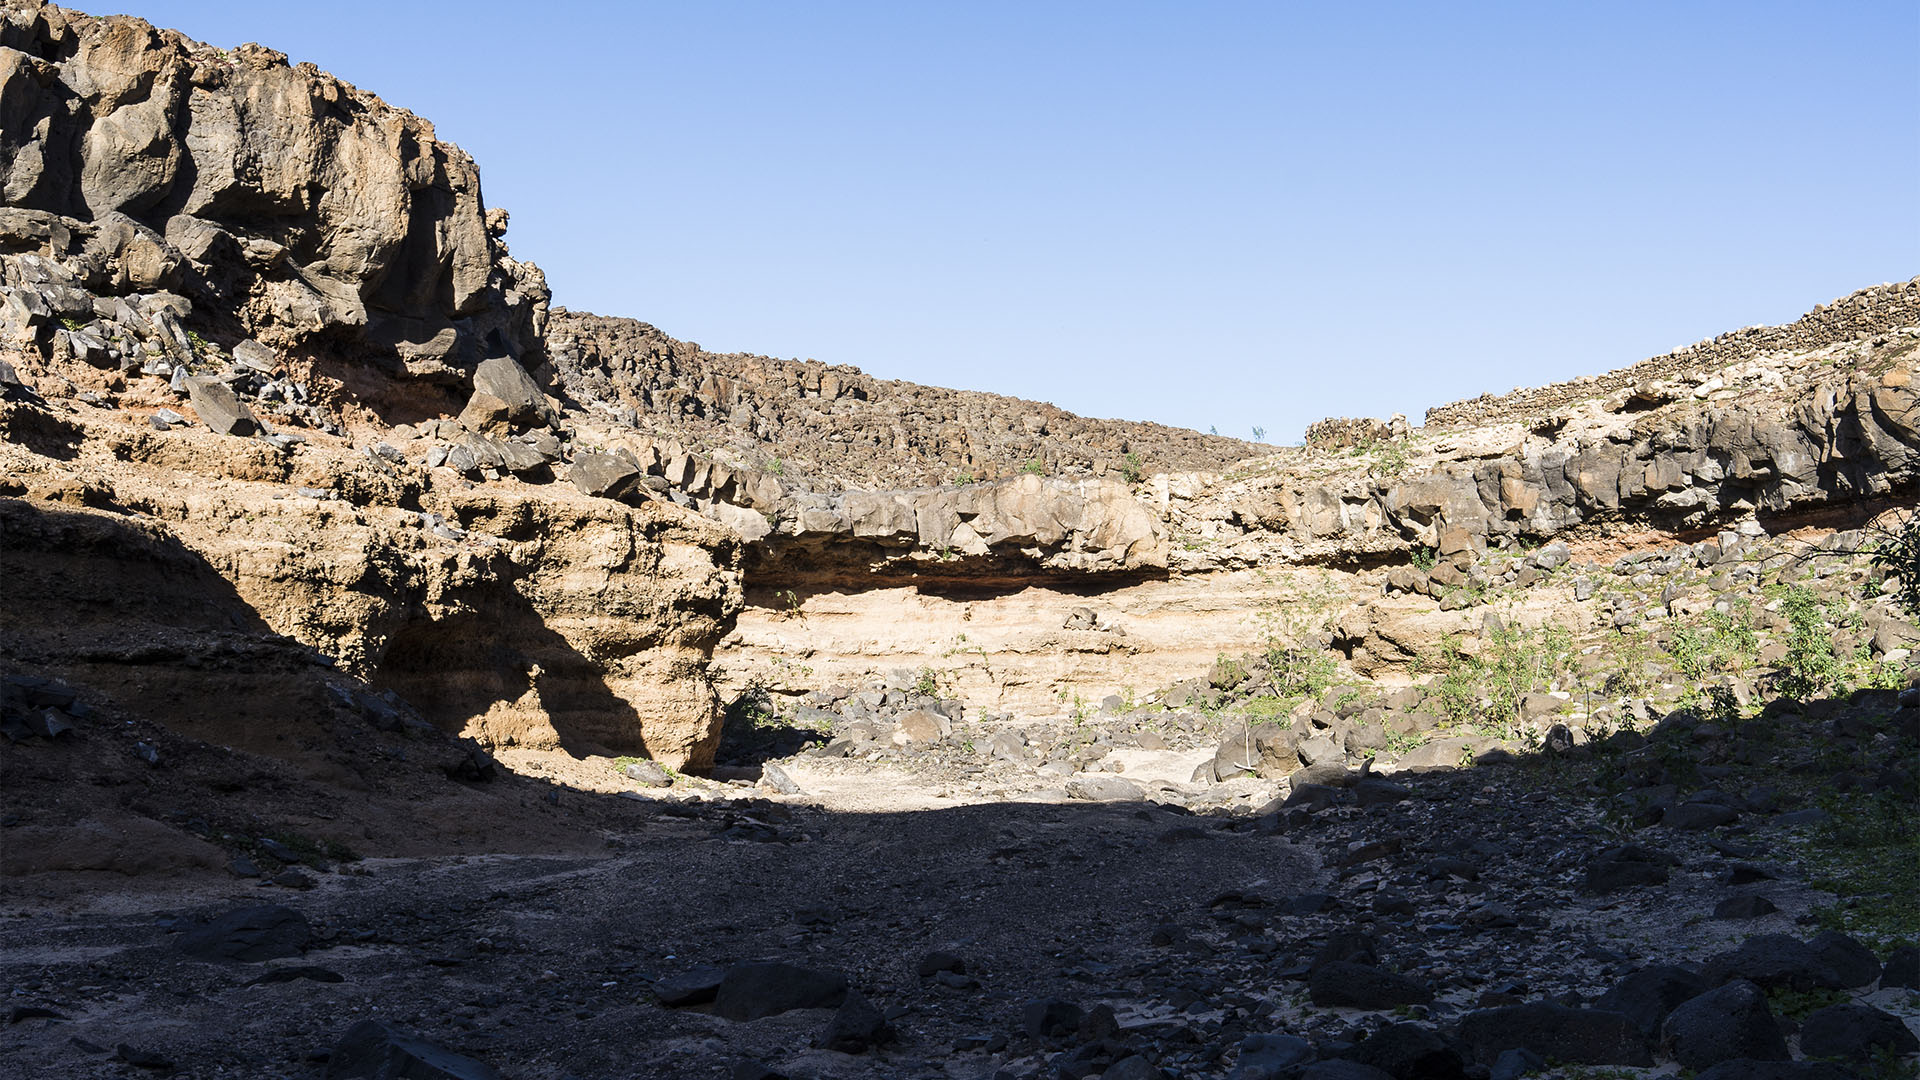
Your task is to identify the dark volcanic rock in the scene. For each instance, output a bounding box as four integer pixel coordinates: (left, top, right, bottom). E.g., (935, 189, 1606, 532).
(1807, 930, 1882, 988)
(654, 965, 725, 1007)
(324, 1020, 500, 1080)
(1884, 945, 1920, 989)
(712, 963, 848, 1021)
(570, 452, 642, 500)
(1582, 849, 1671, 894)
(1348, 1022, 1464, 1079)
(1456, 1002, 1651, 1067)
(175, 905, 310, 962)
(183, 376, 259, 437)
(1659, 979, 1787, 1071)
(1487, 1048, 1546, 1080)
(1703, 934, 1846, 991)
(1308, 961, 1434, 1008)
(1594, 964, 1710, 1036)
(917, 950, 968, 977)
(1797, 1003, 1920, 1061)
(814, 990, 893, 1053)
(1227, 1033, 1314, 1079)
(1022, 998, 1086, 1040)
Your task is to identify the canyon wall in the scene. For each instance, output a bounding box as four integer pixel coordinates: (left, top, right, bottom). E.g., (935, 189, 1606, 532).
(4, 1, 1916, 773)
(0, 1, 548, 383)
(717, 287, 1920, 716)
(0, 4, 736, 770)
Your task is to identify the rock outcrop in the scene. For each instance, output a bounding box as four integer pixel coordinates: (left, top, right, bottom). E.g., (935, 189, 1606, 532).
(0, 410, 743, 766)
(0, 2, 548, 381)
(1166, 292, 1920, 572)
(545, 309, 1255, 490)
(0, 3, 736, 772)
(762, 473, 1167, 582)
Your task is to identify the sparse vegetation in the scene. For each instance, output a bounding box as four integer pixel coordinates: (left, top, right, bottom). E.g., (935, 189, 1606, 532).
(912, 666, 941, 697)
(1869, 510, 1920, 613)
(1429, 622, 1575, 738)
(1771, 584, 1840, 699)
(1120, 452, 1144, 484)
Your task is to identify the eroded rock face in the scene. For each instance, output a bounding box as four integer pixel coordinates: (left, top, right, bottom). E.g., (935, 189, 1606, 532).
(766, 473, 1167, 580)
(1167, 299, 1920, 571)
(0, 3, 547, 378)
(0, 411, 744, 768)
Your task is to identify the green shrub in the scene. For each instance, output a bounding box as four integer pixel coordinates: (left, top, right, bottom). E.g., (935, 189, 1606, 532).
(1773, 586, 1838, 699)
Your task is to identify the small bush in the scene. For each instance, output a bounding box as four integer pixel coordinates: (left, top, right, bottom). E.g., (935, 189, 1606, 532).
(1773, 586, 1838, 699)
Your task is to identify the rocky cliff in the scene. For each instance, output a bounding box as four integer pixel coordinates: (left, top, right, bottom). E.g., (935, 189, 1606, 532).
(0, 3, 735, 781)
(0, 0, 548, 388)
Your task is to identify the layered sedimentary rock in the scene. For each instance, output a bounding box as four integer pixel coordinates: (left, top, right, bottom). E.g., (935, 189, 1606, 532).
(0, 407, 743, 766)
(0, 4, 735, 770)
(1168, 286, 1920, 572)
(3, 0, 1917, 773)
(717, 283, 1920, 716)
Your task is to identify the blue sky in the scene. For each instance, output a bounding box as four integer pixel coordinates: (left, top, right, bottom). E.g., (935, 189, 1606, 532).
(131, 2, 1918, 443)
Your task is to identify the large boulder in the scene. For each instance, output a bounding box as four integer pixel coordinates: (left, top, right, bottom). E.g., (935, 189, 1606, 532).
(1659, 980, 1787, 1071)
(1455, 1002, 1651, 1067)
(712, 963, 848, 1021)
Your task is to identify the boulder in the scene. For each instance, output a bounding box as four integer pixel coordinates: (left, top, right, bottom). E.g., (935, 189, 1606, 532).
(184, 376, 258, 437)
(1455, 1002, 1651, 1067)
(1659, 980, 1787, 1071)
(712, 963, 848, 1021)
(1797, 1003, 1920, 1061)
(1594, 964, 1710, 1036)
(1703, 934, 1847, 991)
(1226, 1034, 1314, 1080)
(570, 452, 641, 500)
(653, 966, 724, 1006)
(1347, 1022, 1463, 1079)
(324, 1020, 500, 1080)
(814, 990, 893, 1053)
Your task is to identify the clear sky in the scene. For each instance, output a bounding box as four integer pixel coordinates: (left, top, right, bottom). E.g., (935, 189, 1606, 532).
(128, 2, 1918, 444)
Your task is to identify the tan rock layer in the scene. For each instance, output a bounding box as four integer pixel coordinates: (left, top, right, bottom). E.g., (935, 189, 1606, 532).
(0, 405, 744, 769)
